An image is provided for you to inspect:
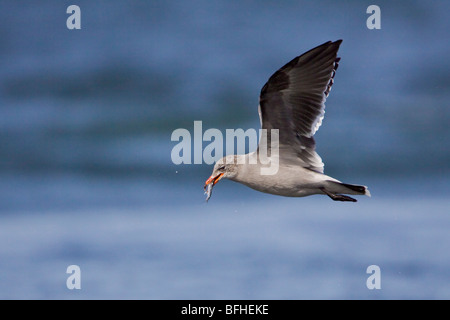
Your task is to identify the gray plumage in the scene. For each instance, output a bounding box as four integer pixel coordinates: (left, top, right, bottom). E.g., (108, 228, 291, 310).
(204, 40, 370, 202)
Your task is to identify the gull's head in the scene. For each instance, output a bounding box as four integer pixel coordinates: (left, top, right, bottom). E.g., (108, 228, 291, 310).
(204, 155, 239, 190)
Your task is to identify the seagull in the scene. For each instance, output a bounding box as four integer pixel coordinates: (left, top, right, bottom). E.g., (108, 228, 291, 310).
(204, 40, 370, 202)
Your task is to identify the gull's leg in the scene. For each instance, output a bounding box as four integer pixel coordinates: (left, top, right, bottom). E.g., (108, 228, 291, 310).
(320, 188, 357, 202)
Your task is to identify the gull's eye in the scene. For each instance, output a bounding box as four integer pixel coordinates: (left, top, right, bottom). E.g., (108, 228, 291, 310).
(217, 165, 225, 171)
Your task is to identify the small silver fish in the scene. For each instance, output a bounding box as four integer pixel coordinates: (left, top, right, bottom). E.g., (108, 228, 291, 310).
(204, 183, 213, 202)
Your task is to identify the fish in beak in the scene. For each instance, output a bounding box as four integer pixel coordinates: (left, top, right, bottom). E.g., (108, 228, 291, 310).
(203, 173, 224, 202)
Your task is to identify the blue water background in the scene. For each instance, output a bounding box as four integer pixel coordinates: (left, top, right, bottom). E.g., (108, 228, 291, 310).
(0, 0, 449, 299)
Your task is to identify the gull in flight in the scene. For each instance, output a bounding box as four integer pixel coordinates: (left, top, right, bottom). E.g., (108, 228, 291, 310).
(204, 40, 370, 202)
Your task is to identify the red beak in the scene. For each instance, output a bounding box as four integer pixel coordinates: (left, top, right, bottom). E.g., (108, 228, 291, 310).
(204, 173, 224, 190)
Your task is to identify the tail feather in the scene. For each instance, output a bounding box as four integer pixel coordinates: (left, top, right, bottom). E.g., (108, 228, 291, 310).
(326, 181, 371, 197)
(340, 183, 371, 197)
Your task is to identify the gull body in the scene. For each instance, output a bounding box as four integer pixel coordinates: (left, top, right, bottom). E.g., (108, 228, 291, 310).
(204, 40, 370, 202)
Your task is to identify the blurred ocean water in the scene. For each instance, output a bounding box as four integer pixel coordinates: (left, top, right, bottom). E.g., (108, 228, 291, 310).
(1, 183, 449, 299)
(1, 0, 449, 179)
(0, 0, 449, 299)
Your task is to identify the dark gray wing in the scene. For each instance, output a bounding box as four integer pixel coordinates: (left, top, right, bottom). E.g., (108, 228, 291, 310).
(258, 40, 342, 173)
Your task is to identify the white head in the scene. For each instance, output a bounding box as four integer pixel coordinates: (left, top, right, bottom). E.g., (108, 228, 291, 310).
(204, 155, 241, 190)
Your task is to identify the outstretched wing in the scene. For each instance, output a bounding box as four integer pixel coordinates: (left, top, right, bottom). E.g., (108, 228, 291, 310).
(258, 40, 342, 173)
